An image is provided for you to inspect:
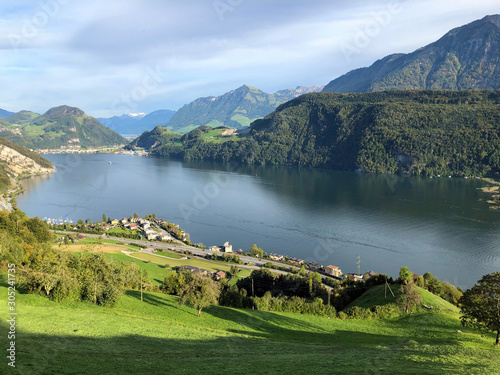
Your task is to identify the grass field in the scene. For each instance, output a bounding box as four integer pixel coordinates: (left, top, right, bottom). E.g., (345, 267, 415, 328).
(129, 252, 235, 273)
(155, 250, 184, 259)
(0, 276, 498, 375)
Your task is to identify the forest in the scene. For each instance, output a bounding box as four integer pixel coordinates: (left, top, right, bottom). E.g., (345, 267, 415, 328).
(141, 90, 500, 177)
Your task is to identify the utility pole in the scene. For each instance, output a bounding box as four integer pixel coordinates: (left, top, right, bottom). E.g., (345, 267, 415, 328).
(252, 278, 255, 310)
(357, 256, 360, 276)
(141, 268, 143, 302)
(386, 278, 395, 298)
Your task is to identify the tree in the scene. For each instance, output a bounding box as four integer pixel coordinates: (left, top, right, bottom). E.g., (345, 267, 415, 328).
(228, 265, 239, 279)
(77, 219, 84, 226)
(86, 218, 91, 225)
(460, 273, 500, 345)
(178, 274, 221, 317)
(249, 244, 265, 258)
(298, 265, 306, 277)
(133, 212, 139, 219)
(102, 214, 107, 223)
(398, 281, 421, 313)
(399, 266, 412, 285)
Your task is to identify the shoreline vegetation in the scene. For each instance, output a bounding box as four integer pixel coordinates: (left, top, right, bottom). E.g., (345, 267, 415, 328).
(478, 178, 500, 210)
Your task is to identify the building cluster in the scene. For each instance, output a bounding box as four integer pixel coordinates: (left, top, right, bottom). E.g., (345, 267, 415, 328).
(117, 217, 174, 242)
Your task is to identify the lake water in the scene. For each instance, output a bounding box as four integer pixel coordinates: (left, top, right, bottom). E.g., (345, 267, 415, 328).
(17, 153, 500, 288)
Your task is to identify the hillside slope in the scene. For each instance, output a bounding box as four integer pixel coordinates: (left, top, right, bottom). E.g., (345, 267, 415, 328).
(0, 276, 497, 374)
(0, 105, 127, 150)
(147, 90, 500, 177)
(0, 137, 54, 194)
(324, 15, 500, 93)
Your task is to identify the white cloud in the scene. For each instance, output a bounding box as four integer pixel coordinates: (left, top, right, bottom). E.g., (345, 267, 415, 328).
(0, 0, 497, 116)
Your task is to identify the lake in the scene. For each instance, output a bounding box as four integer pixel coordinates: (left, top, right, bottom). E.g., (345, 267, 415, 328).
(17, 153, 500, 288)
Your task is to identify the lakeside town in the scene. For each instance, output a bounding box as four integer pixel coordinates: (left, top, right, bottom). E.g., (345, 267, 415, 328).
(47, 214, 375, 283)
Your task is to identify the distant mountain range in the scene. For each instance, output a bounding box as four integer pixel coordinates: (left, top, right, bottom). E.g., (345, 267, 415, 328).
(0, 106, 126, 150)
(0, 108, 15, 118)
(166, 85, 323, 133)
(138, 90, 500, 178)
(323, 15, 500, 93)
(97, 109, 176, 135)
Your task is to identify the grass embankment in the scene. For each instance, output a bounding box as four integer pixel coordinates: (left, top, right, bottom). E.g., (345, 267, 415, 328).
(0, 276, 498, 375)
(56, 243, 247, 287)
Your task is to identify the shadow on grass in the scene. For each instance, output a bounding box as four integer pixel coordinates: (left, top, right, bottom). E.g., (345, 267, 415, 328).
(0, 322, 493, 375)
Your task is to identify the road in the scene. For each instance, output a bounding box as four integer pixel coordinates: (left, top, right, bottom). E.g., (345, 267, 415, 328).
(52, 231, 298, 276)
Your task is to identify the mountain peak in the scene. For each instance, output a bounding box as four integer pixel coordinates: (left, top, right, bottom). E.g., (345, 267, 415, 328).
(482, 14, 500, 27)
(44, 105, 85, 119)
(323, 15, 500, 93)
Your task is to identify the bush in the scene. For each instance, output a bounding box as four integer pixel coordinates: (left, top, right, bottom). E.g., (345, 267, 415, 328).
(343, 306, 373, 319)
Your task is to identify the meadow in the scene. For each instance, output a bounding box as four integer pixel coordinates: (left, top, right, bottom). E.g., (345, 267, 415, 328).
(0, 272, 498, 375)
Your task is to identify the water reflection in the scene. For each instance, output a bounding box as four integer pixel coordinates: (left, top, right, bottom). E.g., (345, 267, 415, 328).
(16, 154, 500, 288)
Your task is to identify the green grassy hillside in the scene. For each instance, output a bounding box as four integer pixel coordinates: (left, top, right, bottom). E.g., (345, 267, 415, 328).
(0, 105, 126, 149)
(1, 275, 498, 374)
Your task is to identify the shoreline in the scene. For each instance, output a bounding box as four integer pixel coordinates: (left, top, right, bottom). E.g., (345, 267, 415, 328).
(478, 177, 500, 210)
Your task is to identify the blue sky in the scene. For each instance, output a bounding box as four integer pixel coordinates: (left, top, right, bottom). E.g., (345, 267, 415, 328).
(0, 0, 498, 117)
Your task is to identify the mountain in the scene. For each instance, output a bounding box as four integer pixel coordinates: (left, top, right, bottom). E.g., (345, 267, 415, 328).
(0, 136, 54, 194)
(0, 105, 127, 150)
(0, 108, 14, 118)
(165, 85, 323, 133)
(149, 90, 500, 178)
(323, 15, 500, 93)
(98, 110, 176, 135)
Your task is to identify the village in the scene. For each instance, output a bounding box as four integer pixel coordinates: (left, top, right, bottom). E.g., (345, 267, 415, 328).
(48, 214, 379, 284)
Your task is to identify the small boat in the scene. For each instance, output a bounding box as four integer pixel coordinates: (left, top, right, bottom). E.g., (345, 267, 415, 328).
(109, 161, 112, 164)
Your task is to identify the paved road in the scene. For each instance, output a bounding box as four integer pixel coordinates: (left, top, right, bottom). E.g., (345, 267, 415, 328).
(52, 231, 298, 276)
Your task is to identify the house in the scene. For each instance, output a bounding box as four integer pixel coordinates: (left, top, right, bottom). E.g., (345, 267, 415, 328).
(177, 265, 210, 276)
(146, 233, 159, 241)
(222, 242, 232, 253)
(214, 271, 226, 280)
(129, 223, 138, 230)
(160, 234, 172, 241)
(209, 242, 233, 253)
(326, 265, 342, 277)
(269, 253, 284, 262)
(346, 273, 363, 282)
(110, 219, 120, 225)
(121, 218, 128, 224)
(308, 262, 324, 272)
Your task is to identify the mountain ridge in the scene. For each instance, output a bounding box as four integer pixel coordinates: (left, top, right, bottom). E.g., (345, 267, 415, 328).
(166, 84, 323, 133)
(98, 109, 176, 135)
(0, 105, 126, 150)
(323, 15, 500, 93)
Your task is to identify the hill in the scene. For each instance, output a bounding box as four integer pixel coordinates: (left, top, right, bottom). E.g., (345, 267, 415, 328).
(0, 105, 127, 150)
(323, 15, 500, 93)
(0, 136, 54, 194)
(145, 90, 500, 177)
(0, 273, 498, 374)
(166, 85, 322, 133)
(0, 108, 14, 118)
(127, 125, 182, 150)
(98, 109, 176, 135)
